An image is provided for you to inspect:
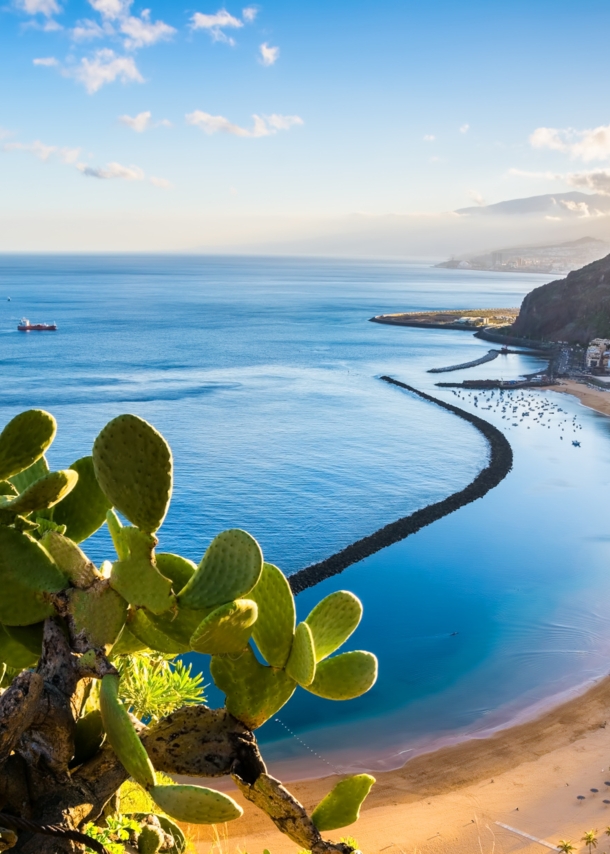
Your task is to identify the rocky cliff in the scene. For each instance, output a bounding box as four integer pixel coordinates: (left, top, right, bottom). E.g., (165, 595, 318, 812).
(511, 253, 610, 344)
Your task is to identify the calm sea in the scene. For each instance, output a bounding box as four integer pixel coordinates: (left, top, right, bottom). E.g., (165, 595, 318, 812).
(2, 254, 609, 778)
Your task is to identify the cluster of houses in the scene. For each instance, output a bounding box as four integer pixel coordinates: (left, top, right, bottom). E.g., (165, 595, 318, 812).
(586, 339, 610, 372)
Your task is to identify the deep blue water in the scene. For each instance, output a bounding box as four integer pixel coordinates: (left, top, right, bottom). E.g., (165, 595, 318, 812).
(1, 255, 609, 779)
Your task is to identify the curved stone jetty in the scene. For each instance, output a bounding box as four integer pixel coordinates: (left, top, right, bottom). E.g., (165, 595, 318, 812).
(289, 377, 513, 594)
(428, 349, 500, 373)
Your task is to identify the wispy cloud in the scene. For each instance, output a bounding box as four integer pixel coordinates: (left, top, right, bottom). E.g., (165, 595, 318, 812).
(70, 19, 112, 40)
(16, 0, 60, 16)
(120, 11, 176, 49)
(423, 134, 435, 141)
(190, 8, 242, 42)
(530, 123, 610, 162)
(460, 123, 469, 134)
(67, 48, 143, 93)
(186, 110, 303, 138)
(510, 165, 610, 198)
(78, 161, 144, 180)
(3, 139, 81, 164)
(33, 56, 58, 66)
(468, 190, 485, 206)
(242, 6, 257, 21)
(119, 111, 171, 131)
(149, 175, 173, 188)
(259, 42, 279, 66)
(88, 0, 131, 21)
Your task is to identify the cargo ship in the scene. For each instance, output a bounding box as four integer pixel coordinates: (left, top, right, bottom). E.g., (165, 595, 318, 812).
(17, 318, 57, 331)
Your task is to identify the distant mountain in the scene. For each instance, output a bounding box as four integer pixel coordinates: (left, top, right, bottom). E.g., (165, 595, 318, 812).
(512, 253, 610, 344)
(456, 192, 610, 217)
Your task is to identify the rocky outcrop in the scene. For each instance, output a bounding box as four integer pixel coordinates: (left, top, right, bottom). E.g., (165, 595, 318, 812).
(512, 253, 610, 344)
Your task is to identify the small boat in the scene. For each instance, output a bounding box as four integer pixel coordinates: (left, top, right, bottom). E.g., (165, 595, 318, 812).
(572, 440, 581, 447)
(17, 318, 57, 332)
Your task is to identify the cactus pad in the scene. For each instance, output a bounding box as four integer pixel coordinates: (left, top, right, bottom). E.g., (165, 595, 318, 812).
(148, 603, 209, 646)
(311, 774, 375, 831)
(138, 825, 164, 854)
(150, 784, 243, 824)
(190, 599, 258, 655)
(250, 562, 295, 668)
(99, 674, 156, 789)
(72, 709, 105, 767)
(92, 414, 172, 533)
(0, 527, 67, 625)
(0, 410, 56, 482)
(285, 621, 316, 687)
(178, 529, 263, 610)
(305, 651, 378, 700)
(156, 553, 196, 593)
(40, 532, 100, 588)
(305, 591, 363, 662)
(51, 456, 112, 543)
(0, 623, 39, 669)
(3, 469, 79, 518)
(9, 456, 49, 494)
(210, 643, 296, 729)
(109, 527, 175, 615)
(110, 625, 148, 656)
(129, 609, 188, 655)
(68, 584, 127, 648)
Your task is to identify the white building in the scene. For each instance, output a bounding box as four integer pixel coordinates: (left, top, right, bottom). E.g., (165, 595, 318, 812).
(586, 338, 610, 370)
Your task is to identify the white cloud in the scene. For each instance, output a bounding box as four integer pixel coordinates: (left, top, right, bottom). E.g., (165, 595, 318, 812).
(33, 56, 58, 66)
(78, 160, 145, 180)
(120, 11, 176, 49)
(242, 6, 257, 21)
(530, 123, 610, 162)
(88, 0, 131, 20)
(560, 199, 591, 217)
(71, 19, 111, 40)
(186, 110, 303, 138)
(119, 111, 151, 132)
(3, 140, 81, 164)
(149, 175, 173, 188)
(68, 48, 143, 93)
(564, 168, 610, 195)
(259, 42, 279, 66)
(468, 190, 485, 206)
(460, 123, 469, 134)
(190, 8, 244, 43)
(16, 0, 60, 16)
(423, 134, 435, 141)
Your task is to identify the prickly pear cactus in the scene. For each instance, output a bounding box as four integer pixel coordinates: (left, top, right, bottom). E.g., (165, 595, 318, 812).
(0, 408, 379, 849)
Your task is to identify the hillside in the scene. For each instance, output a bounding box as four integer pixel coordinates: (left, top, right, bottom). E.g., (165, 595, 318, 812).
(512, 253, 610, 343)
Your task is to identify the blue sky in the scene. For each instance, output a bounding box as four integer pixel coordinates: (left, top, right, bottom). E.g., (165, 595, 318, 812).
(3, 0, 610, 251)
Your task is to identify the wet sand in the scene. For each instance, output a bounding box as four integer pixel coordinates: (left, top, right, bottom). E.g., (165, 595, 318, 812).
(549, 379, 610, 417)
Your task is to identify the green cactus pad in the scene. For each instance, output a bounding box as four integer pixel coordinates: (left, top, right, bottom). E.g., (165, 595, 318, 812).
(150, 784, 243, 825)
(129, 609, 188, 655)
(92, 414, 172, 533)
(0, 527, 67, 625)
(9, 456, 49, 494)
(190, 599, 258, 655)
(156, 553, 196, 593)
(305, 591, 363, 662)
(5, 622, 44, 655)
(68, 584, 127, 648)
(285, 622, 316, 687)
(40, 532, 100, 589)
(250, 562, 295, 668)
(51, 456, 112, 543)
(71, 709, 105, 767)
(0, 410, 56, 482)
(109, 527, 175, 615)
(110, 624, 148, 657)
(128, 815, 185, 854)
(178, 529, 263, 611)
(210, 643, 296, 729)
(0, 623, 39, 669)
(305, 651, 378, 700)
(3, 470, 79, 518)
(0, 481, 17, 497)
(138, 825, 164, 854)
(148, 603, 209, 646)
(311, 774, 375, 831)
(99, 674, 156, 789)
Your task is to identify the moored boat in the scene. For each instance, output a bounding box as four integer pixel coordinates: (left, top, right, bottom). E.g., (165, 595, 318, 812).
(17, 318, 57, 332)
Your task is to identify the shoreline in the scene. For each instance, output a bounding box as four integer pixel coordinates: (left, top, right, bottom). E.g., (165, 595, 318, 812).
(197, 379, 610, 853)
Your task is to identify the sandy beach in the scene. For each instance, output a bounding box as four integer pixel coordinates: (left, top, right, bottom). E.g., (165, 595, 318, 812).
(190, 379, 610, 854)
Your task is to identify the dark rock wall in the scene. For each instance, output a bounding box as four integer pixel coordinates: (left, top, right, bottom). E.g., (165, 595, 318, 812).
(512, 253, 610, 344)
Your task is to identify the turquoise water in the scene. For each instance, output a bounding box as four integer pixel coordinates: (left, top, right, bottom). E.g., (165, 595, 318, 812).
(1, 255, 608, 778)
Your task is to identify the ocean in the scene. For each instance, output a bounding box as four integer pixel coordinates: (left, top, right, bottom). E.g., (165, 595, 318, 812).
(2, 254, 610, 779)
